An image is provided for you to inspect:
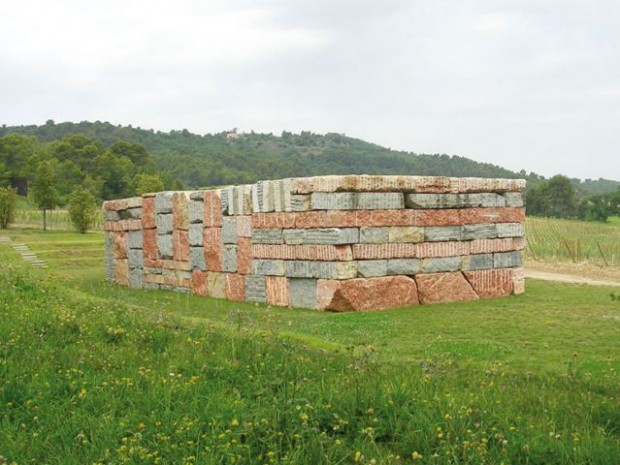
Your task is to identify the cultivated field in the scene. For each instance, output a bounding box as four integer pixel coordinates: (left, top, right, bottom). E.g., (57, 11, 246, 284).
(1, 224, 619, 464)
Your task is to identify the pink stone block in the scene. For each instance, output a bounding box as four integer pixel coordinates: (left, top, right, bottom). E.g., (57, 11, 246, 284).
(143, 228, 158, 261)
(226, 273, 246, 301)
(204, 228, 223, 271)
(266, 276, 290, 307)
(469, 238, 517, 255)
(142, 196, 156, 229)
(463, 269, 513, 299)
(415, 241, 470, 258)
(325, 210, 358, 227)
(237, 237, 253, 274)
(173, 230, 190, 261)
(204, 190, 223, 227)
(459, 207, 525, 225)
(252, 212, 296, 229)
(414, 209, 461, 227)
(317, 276, 419, 311)
(357, 209, 416, 227)
(191, 270, 208, 296)
(173, 192, 189, 231)
(295, 211, 326, 229)
(415, 272, 479, 304)
(352, 243, 417, 260)
(114, 232, 128, 259)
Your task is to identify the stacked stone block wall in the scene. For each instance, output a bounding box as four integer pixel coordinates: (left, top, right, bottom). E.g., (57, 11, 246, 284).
(104, 175, 525, 311)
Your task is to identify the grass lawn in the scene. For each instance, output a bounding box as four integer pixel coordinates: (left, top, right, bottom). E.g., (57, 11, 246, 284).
(1, 229, 619, 464)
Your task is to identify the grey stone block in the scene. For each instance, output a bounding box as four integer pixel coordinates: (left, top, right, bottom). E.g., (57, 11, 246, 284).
(128, 249, 143, 269)
(253, 259, 286, 276)
(252, 229, 283, 244)
(494, 251, 522, 268)
(128, 231, 143, 250)
(388, 226, 424, 243)
(424, 226, 461, 242)
(461, 223, 498, 241)
(421, 257, 462, 273)
(261, 181, 276, 212)
(387, 259, 421, 275)
(357, 260, 388, 277)
(504, 192, 525, 207)
(252, 184, 261, 212)
(357, 193, 404, 210)
(463, 253, 493, 271)
(222, 244, 238, 272)
(123, 207, 142, 220)
(156, 213, 173, 234)
(283, 229, 305, 245)
(459, 193, 506, 208)
(289, 278, 318, 309)
(163, 268, 192, 280)
(189, 198, 204, 224)
(143, 282, 161, 290)
(291, 194, 311, 212)
(302, 228, 359, 245)
(311, 192, 357, 210)
(221, 188, 231, 215)
(155, 192, 173, 213)
(144, 267, 162, 275)
(360, 227, 389, 243)
(129, 269, 143, 289)
(189, 223, 204, 246)
(405, 193, 459, 209)
(496, 223, 525, 238)
(103, 210, 120, 222)
(189, 190, 205, 201)
(285, 261, 357, 279)
(245, 275, 267, 302)
(189, 246, 206, 271)
(157, 234, 173, 259)
(222, 217, 238, 244)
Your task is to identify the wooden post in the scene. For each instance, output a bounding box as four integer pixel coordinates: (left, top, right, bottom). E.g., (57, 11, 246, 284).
(596, 242, 609, 267)
(563, 241, 576, 263)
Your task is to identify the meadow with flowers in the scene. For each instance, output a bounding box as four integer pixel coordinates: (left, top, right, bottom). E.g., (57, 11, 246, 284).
(0, 230, 619, 464)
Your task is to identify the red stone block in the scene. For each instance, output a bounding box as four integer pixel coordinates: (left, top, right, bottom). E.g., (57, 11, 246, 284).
(173, 193, 189, 231)
(357, 209, 416, 227)
(415, 272, 479, 304)
(295, 211, 326, 229)
(459, 207, 525, 225)
(469, 238, 516, 255)
(173, 229, 190, 261)
(325, 210, 358, 227)
(512, 237, 525, 250)
(204, 191, 223, 227)
(252, 212, 296, 229)
(415, 241, 469, 258)
(266, 276, 290, 307)
(143, 228, 158, 261)
(237, 237, 253, 274)
(317, 276, 419, 311)
(463, 269, 513, 299)
(414, 209, 461, 227)
(204, 228, 223, 271)
(115, 259, 129, 286)
(352, 243, 417, 260)
(142, 196, 156, 229)
(103, 221, 115, 232)
(226, 273, 246, 301)
(191, 270, 208, 296)
(113, 231, 128, 259)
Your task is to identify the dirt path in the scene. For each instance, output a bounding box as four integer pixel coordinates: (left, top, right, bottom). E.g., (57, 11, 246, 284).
(525, 260, 620, 287)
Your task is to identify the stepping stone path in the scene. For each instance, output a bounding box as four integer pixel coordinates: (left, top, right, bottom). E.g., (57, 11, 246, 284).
(0, 236, 48, 268)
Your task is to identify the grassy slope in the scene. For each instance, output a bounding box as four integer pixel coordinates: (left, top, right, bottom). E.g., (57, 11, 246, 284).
(1, 229, 619, 464)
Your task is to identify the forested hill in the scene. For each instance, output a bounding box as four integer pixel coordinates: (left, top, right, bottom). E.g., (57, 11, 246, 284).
(2, 121, 618, 196)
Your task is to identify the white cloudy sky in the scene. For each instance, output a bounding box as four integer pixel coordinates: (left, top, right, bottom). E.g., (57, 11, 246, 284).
(1, 0, 619, 181)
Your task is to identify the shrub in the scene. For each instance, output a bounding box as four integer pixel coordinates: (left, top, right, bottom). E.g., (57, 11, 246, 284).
(68, 185, 97, 233)
(0, 186, 17, 228)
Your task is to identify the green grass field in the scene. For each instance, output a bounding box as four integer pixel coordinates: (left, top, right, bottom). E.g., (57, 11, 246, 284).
(1, 228, 619, 464)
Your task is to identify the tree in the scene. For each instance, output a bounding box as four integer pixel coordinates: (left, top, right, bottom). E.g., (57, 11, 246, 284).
(0, 187, 17, 229)
(133, 173, 164, 196)
(527, 175, 578, 219)
(68, 186, 97, 233)
(31, 161, 58, 230)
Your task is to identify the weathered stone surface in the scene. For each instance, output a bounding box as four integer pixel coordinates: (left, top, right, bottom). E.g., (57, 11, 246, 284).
(462, 253, 493, 271)
(204, 228, 223, 271)
(415, 241, 469, 258)
(421, 257, 462, 273)
(129, 269, 143, 289)
(156, 213, 173, 234)
(114, 231, 128, 259)
(252, 244, 352, 261)
(503, 192, 525, 207)
(496, 223, 525, 238)
(104, 232, 115, 281)
(189, 246, 206, 271)
(357, 209, 417, 227)
(352, 243, 417, 260)
(424, 226, 461, 242)
(291, 194, 311, 211)
(253, 259, 286, 276)
(141, 196, 156, 229)
(469, 238, 519, 254)
(357, 193, 405, 210)
(360, 227, 389, 243)
(317, 276, 419, 311)
(285, 261, 357, 279)
(119, 207, 142, 220)
(143, 228, 158, 263)
(299, 228, 360, 245)
(325, 210, 358, 227)
(252, 212, 296, 229)
(220, 187, 232, 215)
(461, 223, 498, 241)
(204, 190, 223, 227)
(460, 207, 525, 225)
(295, 211, 326, 229)
(222, 244, 238, 273)
(189, 223, 204, 247)
(266, 276, 290, 306)
(157, 234, 173, 259)
(459, 193, 506, 208)
(456, 177, 526, 193)
(172, 230, 189, 261)
(207, 272, 227, 298)
(161, 260, 191, 271)
(282, 229, 304, 245)
(226, 273, 245, 301)
(252, 229, 284, 244)
(162, 268, 192, 280)
(512, 267, 525, 294)
(311, 192, 357, 210)
(387, 258, 421, 275)
(237, 216, 252, 238)
(289, 278, 317, 309)
(188, 197, 204, 224)
(357, 260, 388, 277)
(493, 251, 522, 268)
(463, 269, 513, 298)
(291, 175, 455, 194)
(388, 226, 424, 243)
(128, 231, 143, 250)
(415, 272, 479, 304)
(115, 259, 129, 286)
(190, 191, 205, 201)
(128, 249, 143, 270)
(245, 275, 266, 302)
(405, 193, 459, 209)
(414, 209, 461, 226)
(222, 217, 238, 244)
(104, 210, 121, 222)
(191, 270, 208, 295)
(237, 237, 253, 275)
(155, 192, 173, 214)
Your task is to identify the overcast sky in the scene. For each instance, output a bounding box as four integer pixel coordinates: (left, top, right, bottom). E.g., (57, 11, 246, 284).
(1, 0, 619, 181)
